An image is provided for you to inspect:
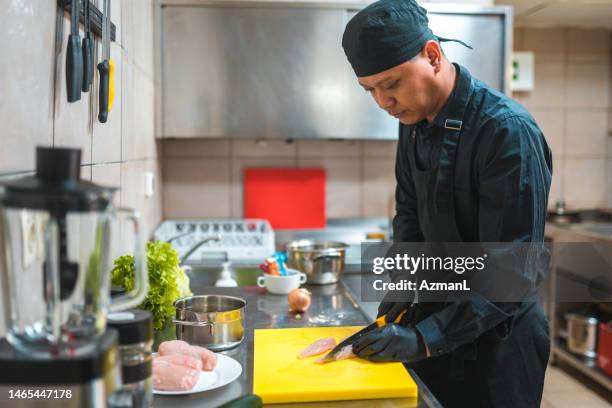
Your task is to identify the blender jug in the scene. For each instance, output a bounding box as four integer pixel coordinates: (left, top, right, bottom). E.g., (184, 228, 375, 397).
(0, 147, 148, 355)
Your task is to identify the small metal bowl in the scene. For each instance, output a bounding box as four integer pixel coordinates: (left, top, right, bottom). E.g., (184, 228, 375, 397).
(173, 295, 246, 351)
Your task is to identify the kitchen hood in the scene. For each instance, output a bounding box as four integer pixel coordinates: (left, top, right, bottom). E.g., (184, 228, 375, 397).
(160, 1, 512, 140)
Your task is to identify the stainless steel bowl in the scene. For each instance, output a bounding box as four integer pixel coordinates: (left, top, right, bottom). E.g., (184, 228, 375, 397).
(173, 295, 246, 351)
(286, 240, 348, 285)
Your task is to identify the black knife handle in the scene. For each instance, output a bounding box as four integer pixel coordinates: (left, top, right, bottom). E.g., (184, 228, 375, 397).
(86, 32, 95, 87)
(98, 60, 110, 123)
(81, 37, 91, 92)
(66, 34, 83, 102)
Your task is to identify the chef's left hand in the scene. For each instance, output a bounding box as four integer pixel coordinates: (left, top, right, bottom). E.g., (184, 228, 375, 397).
(352, 324, 427, 363)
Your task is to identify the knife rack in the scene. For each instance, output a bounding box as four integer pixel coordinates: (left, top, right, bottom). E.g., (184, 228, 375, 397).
(58, 0, 116, 42)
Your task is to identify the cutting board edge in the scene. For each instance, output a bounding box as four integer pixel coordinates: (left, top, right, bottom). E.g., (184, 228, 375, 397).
(255, 387, 419, 404)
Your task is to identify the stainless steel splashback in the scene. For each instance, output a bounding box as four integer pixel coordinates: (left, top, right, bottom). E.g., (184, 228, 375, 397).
(160, 2, 512, 139)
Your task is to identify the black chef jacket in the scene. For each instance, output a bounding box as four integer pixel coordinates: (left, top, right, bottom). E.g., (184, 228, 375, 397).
(393, 63, 553, 358)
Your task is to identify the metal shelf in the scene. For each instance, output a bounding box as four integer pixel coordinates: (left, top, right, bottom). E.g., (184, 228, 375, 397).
(552, 341, 612, 391)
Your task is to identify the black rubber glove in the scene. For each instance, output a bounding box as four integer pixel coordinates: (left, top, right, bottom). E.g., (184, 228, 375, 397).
(352, 324, 427, 363)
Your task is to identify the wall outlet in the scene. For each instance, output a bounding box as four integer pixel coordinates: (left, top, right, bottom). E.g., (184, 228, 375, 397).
(145, 172, 155, 198)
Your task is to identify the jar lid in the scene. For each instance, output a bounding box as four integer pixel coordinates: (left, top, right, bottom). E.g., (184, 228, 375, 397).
(107, 309, 153, 345)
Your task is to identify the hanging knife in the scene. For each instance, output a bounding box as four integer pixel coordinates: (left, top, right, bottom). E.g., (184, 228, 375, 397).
(66, 0, 83, 102)
(81, 0, 94, 92)
(98, 0, 115, 123)
(318, 309, 408, 363)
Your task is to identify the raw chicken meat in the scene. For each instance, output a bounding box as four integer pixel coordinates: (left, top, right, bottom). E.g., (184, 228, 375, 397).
(153, 358, 199, 391)
(315, 344, 355, 364)
(154, 353, 203, 371)
(297, 337, 337, 359)
(158, 340, 217, 371)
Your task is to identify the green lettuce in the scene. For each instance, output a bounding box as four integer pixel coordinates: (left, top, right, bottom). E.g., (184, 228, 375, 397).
(111, 241, 192, 330)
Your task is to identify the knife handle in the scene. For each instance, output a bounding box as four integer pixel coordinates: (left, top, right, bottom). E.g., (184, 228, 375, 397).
(98, 59, 109, 123)
(375, 309, 408, 327)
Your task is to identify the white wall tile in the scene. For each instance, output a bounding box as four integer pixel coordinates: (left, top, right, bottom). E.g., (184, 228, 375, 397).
(0, 2, 56, 173)
(80, 165, 92, 182)
(132, 0, 154, 79)
(163, 139, 231, 158)
(91, 163, 122, 206)
(362, 140, 398, 158)
(531, 111, 565, 157)
(232, 140, 297, 159)
(563, 158, 606, 208)
(516, 63, 566, 110)
(361, 159, 395, 217)
(565, 111, 608, 158)
(121, 57, 135, 160)
(297, 158, 361, 218)
(566, 63, 609, 109)
(296, 140, 361, 158)
(163, 158, 232, 219)
(521, 28, 566, 63)
(567, 28, 610, 63)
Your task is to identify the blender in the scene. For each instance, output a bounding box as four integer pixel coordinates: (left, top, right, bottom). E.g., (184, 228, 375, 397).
(0, 147, 148, 407)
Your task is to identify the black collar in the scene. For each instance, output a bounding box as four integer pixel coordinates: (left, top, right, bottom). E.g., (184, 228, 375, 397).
(429, 63, 472, 130)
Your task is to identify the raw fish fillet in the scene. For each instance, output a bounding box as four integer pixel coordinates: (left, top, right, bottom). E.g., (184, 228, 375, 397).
(153, 359, 199, 391)
(298, 337, 337, 359)
(315, 344, 355, 364)
(158, 340, 218, 371)
(154, 353, 203, 371)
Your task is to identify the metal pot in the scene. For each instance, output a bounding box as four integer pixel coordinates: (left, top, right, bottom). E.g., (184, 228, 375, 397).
(173, 295, 246, 351)
(566, 313, 599, 358)
(286, 240, 348, 285)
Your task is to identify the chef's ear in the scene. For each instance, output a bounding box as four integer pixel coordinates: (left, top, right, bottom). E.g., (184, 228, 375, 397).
(423, 40, 443, 72)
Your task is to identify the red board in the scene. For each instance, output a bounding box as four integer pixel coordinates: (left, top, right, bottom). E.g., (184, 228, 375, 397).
(244, 168, 326, 229)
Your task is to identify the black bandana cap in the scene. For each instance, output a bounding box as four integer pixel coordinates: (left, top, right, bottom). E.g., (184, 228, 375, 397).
(342, 0, 472, 77)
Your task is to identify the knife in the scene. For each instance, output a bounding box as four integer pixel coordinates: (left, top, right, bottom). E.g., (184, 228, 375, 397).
(319, 308, 408, 363)
(98, 0, 114, 123)
(66, 0, 83, 102)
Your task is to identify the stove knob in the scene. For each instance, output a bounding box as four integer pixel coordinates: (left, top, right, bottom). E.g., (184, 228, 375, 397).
(223, 223, 232, 232)
(176, 223, 185, 232)
(200, 224, 209, 232)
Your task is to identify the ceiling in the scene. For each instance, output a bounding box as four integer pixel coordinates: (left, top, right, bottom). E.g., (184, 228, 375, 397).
(494, 0, 612, 29)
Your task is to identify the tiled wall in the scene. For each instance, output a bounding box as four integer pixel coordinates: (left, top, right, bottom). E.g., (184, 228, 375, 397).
(162, 139, 397, 220)
(513, 28, 612, 209)
(0, 1, 161, 335)
(0, 1, 162, 238)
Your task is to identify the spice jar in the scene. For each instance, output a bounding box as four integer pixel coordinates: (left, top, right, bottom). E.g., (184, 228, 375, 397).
(107, 309, 153, 408)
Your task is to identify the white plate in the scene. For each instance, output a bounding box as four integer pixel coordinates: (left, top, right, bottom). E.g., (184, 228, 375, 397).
(153, 353, 242, 395)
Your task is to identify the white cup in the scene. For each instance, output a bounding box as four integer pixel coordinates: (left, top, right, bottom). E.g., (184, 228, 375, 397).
(257, 269, 307, 294)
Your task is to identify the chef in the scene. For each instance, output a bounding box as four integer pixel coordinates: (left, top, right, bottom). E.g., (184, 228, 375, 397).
(342, 1, 552, 407)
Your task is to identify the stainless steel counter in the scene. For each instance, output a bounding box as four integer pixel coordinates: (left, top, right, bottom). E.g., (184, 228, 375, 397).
(153, 280, 442, 408)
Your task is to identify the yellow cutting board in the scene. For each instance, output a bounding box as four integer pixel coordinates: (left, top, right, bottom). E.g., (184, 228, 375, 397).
(253, 326, 418, 404)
